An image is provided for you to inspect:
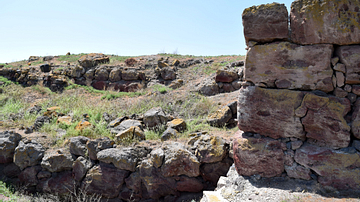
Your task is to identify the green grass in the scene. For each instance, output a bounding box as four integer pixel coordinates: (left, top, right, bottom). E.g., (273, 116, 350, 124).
(0, 76, 14, 86)
(150, 84, 172, 94)
(0, 63, 14, 68)
(58, 53, 87, 63)
(109, 56, 132, 63)
(0, 181, 28, 202)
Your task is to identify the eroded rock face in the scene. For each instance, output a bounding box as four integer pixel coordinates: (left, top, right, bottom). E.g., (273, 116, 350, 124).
(19, 165, 42, 186)
(72, 156, 92, 182)
(14, 141, 45, 170)
(242, 3, 288, 44)
(0, 131, 21, 163)
(82, 163, 129, 198)
(296, 93, 351, 149)
(291, 0, 360, 45)
(336, 46, 360, 84)
(233, 131, 286, 178)
(295, 143, 360, 189)
(41, 171, 75, 195)
(238, 86, 305, 139)
(245, 42, 334, 92)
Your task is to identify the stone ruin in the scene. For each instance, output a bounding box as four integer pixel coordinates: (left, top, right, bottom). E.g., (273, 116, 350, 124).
(234, 0, 360, 190)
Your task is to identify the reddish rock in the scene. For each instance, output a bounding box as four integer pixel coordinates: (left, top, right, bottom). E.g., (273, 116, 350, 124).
(291, 0, 360, 45)
(78, 53, 109, 68)
(92, 80, 108, 90)
(108, 81, 142, 92)
(233, 131, 286, 178)
(175, 176, 203, 192)
(242, 3, 288, 44)
(351, 99, 360, 139)
(295, 143, 360, 189)
(215, 69, 238, 83)
(245, 42, 334, 92)
(160, 67, 176, 80)
(336, 46, 360, 84)
(222, 83, 235, 92)
(296, 93, 351, 149)
(19, 165, 42, 186)
(238, 86, 306, 139)
(82, 164, 129, 198)
(41, 171, 75, 195)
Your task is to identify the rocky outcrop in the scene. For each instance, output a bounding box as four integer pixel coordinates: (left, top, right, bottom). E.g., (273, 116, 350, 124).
(242, 3, 288, 44)
(13, 140, 45, 170)
(0, 131, 21, 163)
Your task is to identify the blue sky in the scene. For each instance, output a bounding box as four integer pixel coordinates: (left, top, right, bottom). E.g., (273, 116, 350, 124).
(0, 0, 293, 63)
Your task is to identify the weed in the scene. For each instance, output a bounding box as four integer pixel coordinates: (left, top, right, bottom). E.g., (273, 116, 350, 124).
(58, 53, 86, 63)
(0, 76, 13, 86)
(150, 84, 172, 94)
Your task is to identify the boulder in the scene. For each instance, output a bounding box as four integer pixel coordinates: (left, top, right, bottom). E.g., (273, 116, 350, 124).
(336, 46, 360, 84)
(74, 120, 92, 131)
(68, 65, 85, 78)
(139, 158, 177, 199)
(115, 126, 145, 143)
(107, 116, 127, 128)
(207, 106, 232, 127)
(3, 163, 21, 178)
(166, 118, 186, 132)
(242, 3, 288, 44)
(233, 131, 286, 178)
(284, 162, 311, 180)
(78, 53, 109, 68)
(43, 56, 54, 61)
(160, 67, 176, 80)
(161, 127, 179, 141)
(40, 64, 51, 73)
(150, 148, 165, 168)
(296, 93, 351, 149)
(194, 135, 227, 163)
(91, 80, 108, 90)
(0, 131, 21, 163)
(121, 69, 140, 81)
(108, 80, 143, 92)
(56, 116, 72, 125)
(291, 0, 360, 45)
(198, 77, 220, 96)
(222, 83, 235, 92)
(81, 163, 129, 198)
(33, 116, 51, 130)
(111, 119, 142, 134)
(143, 107, 168, 128)
(295, 143, 360, 189)
(72, 156, 92, 182)
(124, 172, 142, 198)
(84, 69, 95, 82)
(41, 171, 76, 195)
(28, 56, 39, 62)
(238, 86, 306, 139)
(97, 147, 150, 172)
(175, 176, 204, 193)
(41, 149, 74, 172)
(161, 142, 200, 177)
(109, 67, 122, 82)
(245, 42, 334, 92)
(215, 69, 239, 83)
(94, 67, 109, 81)
(14, 141, 45, 170)
(69, 136, 89, 156)
(86, 137, 114, 160)
(19, 165, 42, 186)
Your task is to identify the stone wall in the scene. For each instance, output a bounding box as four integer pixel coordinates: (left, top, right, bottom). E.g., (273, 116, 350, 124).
(235, 0, 360, 190)
(0, 130, 232, 201)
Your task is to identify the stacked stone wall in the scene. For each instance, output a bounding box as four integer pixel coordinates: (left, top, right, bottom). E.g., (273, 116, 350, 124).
(235, 0, 360, 190)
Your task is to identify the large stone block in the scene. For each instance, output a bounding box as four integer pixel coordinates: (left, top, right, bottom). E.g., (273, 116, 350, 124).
(233, 131, 286, 178)
(245, 42, 334, 92)
(295, 143, 360, 189)
(336, 46, 360, 84)
(238, 86, 305, 139)
(296, 93, 351, 149)
(242, 3, 288, 44)
(291, 0, 360, 45)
